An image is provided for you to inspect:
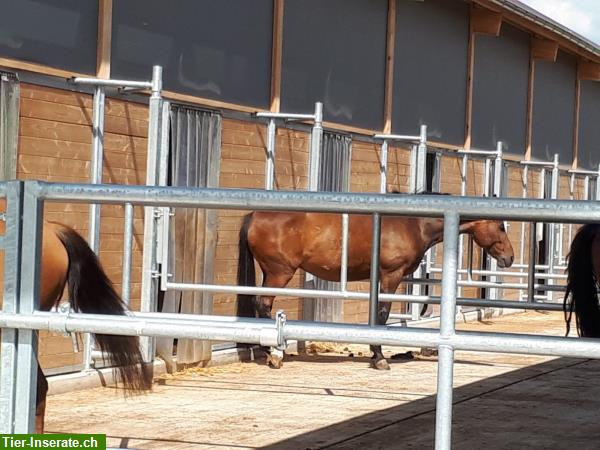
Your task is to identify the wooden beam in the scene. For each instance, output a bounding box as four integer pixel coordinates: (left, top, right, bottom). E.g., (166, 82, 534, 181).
(96, 0, 113, 78)
(269, 0, 284, 112)
(531, 37, 558, 61)
(473, 0, 600, 63)
(162, 90, 258, 114)
(0, 57, 89, 78)
(464, 5, 476, 149)
(572, 78, 581, 168)
(578, 62, 600, 81)
(524, 47, 535, 160)
(471, 7, 502, 36)
(383, 0, 397, 134)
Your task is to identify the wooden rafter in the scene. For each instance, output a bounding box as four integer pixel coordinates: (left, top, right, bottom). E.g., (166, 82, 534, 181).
(383, 0, 397, 134)
(269, 0, 284, 112)
(96, 0, 113, 78)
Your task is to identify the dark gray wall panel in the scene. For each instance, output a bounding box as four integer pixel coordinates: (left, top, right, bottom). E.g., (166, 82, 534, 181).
(531, 51, 577, 164)
(471, 24, 530, 155)
(0, 0, 97, 74)
(111, 0, 273, 109)
(578, 80, 600, 170)
(392, 0, 469, 145)
(281, 0, 387, 130)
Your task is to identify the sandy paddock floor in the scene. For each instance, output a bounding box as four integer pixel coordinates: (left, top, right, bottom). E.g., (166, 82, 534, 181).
(44, 311, 600, 449)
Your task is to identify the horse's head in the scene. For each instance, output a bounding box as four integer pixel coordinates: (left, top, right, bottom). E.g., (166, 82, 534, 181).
(469, 220, 514, 268)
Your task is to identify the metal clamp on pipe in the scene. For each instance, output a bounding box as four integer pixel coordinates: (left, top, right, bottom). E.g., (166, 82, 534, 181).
(259, 326, 280, 348)
(275, 310, 287, 351)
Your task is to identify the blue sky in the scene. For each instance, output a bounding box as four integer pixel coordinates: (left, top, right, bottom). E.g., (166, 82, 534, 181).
(519, 0, 600, 46)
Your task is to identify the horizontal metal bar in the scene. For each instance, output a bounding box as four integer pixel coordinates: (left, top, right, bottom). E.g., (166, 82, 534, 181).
(255, 112, 316, 120)
(568, 168, 599, 175)
(166, 281, 562, 310)
(29, 181, 600, 224)
(168, 278, 564, 297)
(388, 314, 413, 320)
(70, 77, 153, 90)
(519, 160, 556, 167)
(455, 148, 498, 156)
(2, 311, 598, 360)
(427, 268, 567, 280)
(373, 134, 421, 142)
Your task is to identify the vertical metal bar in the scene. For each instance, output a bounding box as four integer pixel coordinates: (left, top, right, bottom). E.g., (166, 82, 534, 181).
(527, 222, 537, 303)
(380, 140, 388, 194)
(369, 213, 382, 327)
(83, 86, 106, 370)
(340, 213, 349, 292)
(157, 100, 171, 292)
(434, 212, 460, 450)
(488, 142, 503, 302)
(457, 154, 468, 301)
(596, 164, 600, 200)
(547, 154, 559, 302)
(567, 173, 575, 260)
(140, 65, 163, 363)
(265, 118, 276, 190)
(308, 102, 323, 192)
(408, 125, 428, 320)
(14, 182, 43, 433)
(89, 85, 105, 254)
(416, 125, 427, 193)
(121, 202, 134, 305)
(483, 157, 491, 197)
(466, 235, 474, 282)
(519, 165, 528, 300)
(0, 181, 23, 433)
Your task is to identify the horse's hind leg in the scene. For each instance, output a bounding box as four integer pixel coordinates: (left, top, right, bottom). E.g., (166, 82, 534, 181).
(257, 270, 295, 368)
(35, 364, 48, 433)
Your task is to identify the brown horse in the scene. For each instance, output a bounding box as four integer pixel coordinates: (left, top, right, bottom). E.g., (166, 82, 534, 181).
(237, 209, 515, 369)
(564, 224, 600, 338)
(1, 201, 151, 433)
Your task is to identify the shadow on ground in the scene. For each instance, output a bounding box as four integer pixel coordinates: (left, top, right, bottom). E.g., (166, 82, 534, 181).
(257, 357, 599, 450)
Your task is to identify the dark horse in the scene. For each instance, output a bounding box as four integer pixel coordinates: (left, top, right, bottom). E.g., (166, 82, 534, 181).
(237, 207, 515, 370)
(563, 224, 600, 338)
(1, 200, 151, 433)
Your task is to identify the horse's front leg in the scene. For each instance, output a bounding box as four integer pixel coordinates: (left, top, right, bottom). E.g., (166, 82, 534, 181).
(370, 271, 403, 370)
(36, 364, 48, 434)
(258, 271, 295, 369)
(369, 301, 393, 370)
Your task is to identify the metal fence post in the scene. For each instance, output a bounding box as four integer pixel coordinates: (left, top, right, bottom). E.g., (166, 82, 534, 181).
(14, 181, 43, 432)
(0, 181, 23, 433)
(434, 211, 460, 450)
(265, 119, 276, 190)
(369, 213, 382, 327)
(140, 65, 163, 363)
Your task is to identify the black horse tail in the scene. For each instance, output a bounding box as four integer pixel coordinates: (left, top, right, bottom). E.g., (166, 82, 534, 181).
(236, 213, 257, 318)
(55, 226, 152, 392)
(564, 224, 600, 338)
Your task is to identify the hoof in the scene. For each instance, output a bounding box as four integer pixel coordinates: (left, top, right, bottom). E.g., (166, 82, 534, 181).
(420, 347, 438, 357)
(266, 348, 284, 369)
(370, 358, 390, 370)
(267, 354, 283, 369)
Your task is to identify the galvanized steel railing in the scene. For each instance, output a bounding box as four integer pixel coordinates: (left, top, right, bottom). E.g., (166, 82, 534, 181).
(3, 180, 600, 449)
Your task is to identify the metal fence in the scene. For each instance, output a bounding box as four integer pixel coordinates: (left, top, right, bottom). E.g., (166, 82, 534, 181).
(3, 180, 600, 449)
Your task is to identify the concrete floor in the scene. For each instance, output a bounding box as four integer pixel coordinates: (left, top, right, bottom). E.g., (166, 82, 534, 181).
(44, 311, 600, 449)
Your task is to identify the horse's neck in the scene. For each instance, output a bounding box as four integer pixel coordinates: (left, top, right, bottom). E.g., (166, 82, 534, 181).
(419, 218, 477, 250)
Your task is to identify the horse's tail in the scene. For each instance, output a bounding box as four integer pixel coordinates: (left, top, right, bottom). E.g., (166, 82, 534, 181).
(55, 225, 151, 392)
(236, 213, 257, 318)
(564, 224, 600, 338)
